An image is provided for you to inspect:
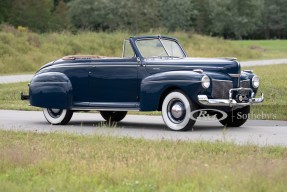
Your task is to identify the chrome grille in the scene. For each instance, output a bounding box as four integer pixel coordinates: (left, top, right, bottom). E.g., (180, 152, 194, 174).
(240, 80, 250, 88)
(211, 80, 233, 99)
(239, 80, 251, 95)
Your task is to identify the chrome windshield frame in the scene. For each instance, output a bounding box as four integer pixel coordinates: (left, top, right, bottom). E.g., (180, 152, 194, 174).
(134, 37, 187, 59)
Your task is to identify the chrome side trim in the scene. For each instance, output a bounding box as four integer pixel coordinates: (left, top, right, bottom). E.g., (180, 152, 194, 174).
(243, 70, 253, 74)
(72, 102, 139, 109)
(148, 65, 223, 69)
(72, 108, 139, 111)
(90, 102, 138, 107)
(193, 69, 203, 73)
(212, 79, 233, 82)
(146, 80, 200, 84)
(228, 73, 240, 77)
(91, 65, 137, 67)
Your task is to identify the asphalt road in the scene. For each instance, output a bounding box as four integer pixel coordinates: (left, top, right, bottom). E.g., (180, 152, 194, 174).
(1, 110, 286, 146)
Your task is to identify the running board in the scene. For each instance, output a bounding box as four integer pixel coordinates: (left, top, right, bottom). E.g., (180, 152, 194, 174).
(72, 102, 139, 111)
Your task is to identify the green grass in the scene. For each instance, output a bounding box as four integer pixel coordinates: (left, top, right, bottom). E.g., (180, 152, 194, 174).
(1, 65, 286, 120)
(233, 40, 287, 60)
(2, 25, 287, 75)
(0, 130, 286, 192)
(0, 82, 38, 110)
(243, 64, 287, 120)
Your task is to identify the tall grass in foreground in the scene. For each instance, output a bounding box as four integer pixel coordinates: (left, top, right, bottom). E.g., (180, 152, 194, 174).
(0, 26, 265, 74)
(0, 130, 286, 192)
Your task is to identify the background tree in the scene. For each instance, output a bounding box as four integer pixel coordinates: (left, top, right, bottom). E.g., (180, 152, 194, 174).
(0, 0, 286, 39)
(0, 0, 13, 23)
(159, 0, 198, 31)
(193, 0, 213, 34)
(50, 0, 71, 31)
(8, 0, 54, 32)
(260, 0, 287, 39)
(209, 0, 262, 39)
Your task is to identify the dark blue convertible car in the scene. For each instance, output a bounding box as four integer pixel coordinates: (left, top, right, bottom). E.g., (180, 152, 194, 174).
(21, 36, 264, 131)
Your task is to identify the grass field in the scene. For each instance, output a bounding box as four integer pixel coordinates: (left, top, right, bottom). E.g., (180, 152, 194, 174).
(1, 25, 287, 75)
(0, 130, 286, 192)
(243, 64, 287, 120)
(1, 65, 286, 120)
(0, 82, 38, 111)
(233, 40, 287, 59)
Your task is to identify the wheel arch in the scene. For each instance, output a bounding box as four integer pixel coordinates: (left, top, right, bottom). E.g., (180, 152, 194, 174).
(157, 86, 184, 111)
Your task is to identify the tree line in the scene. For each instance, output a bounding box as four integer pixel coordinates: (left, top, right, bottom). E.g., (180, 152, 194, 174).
(0, 0, 286, 39)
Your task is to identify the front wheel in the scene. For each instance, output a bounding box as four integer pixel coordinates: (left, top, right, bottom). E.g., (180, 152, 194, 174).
(43, 108, 73, 125)
(100, 111, 127, 122)
(219, 106, 250, 127)
(162, 90, 197, 131)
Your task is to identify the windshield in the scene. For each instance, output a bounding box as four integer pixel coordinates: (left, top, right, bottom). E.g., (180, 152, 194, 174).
(136, 38, 186, 58)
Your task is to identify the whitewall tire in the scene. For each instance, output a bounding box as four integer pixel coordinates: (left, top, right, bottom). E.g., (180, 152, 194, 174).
(43, 108, 73, 125)
(162, 91, 197, 131)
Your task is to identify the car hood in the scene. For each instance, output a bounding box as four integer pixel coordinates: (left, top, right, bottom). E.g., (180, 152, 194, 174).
(144, 57, 241, 76)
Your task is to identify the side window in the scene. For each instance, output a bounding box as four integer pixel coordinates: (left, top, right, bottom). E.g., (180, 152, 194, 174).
(123, 40, 135, 58)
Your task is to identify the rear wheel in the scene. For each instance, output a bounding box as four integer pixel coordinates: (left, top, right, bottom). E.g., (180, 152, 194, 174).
(162, 90, 197, 131)
(43, 108, 73, 125)
(100, 111, 127, 122)
(219, 106, 250, 127)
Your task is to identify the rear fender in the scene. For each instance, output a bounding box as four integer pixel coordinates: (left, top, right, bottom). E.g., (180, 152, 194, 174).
(29, 72, 72, 109)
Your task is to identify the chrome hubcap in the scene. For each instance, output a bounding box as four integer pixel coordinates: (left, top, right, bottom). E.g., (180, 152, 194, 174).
(51, 108, 61, 113)
(47, 108, 63, 118)
(167, 99, 186, 124)
(171, 103, 184, 118)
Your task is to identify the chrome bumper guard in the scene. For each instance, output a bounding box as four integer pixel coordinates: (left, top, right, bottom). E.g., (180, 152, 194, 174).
(198, 88, 264, 107)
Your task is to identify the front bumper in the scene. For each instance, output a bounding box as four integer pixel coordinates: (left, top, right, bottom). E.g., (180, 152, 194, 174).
(198, 88, 264, 107)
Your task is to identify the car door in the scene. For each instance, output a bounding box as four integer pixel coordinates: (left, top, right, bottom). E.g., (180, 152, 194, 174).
(89, 58, 139, 108)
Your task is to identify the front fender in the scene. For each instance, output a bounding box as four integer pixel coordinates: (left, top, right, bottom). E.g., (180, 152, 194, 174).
(29, 72, 73, 109)
(140, 71, 205, 111)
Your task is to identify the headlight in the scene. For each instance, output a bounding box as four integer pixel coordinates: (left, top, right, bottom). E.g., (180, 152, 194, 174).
(201, 75, 210, 89)
(252, 75, 260, 88)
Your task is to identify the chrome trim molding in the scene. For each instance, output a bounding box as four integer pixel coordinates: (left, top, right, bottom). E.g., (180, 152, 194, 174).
(72, 108, 139, 111)
(212, 79, 233, 82)
(147, 65, 224, 69)
(228, 73, 240, 77)
(243, 70, 254, 74)
(193, 69, 203, 73)
(147, 80, 200, 84)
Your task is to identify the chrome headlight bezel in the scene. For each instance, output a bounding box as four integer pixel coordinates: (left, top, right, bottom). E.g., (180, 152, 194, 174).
(252, 75, 260, 88)
(201, 75, 210, 89)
